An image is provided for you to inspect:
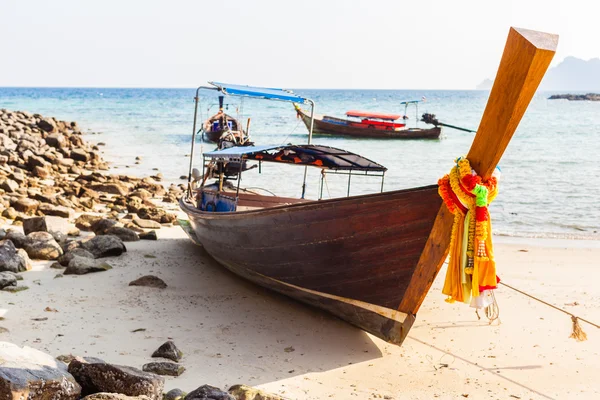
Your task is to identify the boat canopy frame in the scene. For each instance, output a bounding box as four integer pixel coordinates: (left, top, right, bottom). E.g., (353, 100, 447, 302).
(200, 144, 387, 204)
(187, 82, 316, 198)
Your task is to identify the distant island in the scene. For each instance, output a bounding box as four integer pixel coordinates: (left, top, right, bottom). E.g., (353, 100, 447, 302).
(548, 93, 600, 101)
(477, 56, 600, 91)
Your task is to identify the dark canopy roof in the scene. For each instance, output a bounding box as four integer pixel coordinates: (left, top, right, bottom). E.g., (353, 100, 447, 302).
(203, 144, 387, 172)
(209, 82, 309, 104)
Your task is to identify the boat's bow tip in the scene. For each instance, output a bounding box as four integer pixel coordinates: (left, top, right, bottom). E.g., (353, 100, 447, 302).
(511, 27, 559, 51)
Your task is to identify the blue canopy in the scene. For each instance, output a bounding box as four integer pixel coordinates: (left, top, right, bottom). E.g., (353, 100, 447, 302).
(209, 82, 308, 104)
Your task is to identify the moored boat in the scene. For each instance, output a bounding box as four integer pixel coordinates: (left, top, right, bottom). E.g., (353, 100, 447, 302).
(202, 95, 249, 146)
(180, 28, 558, 345)
(294, 102, 442, 139)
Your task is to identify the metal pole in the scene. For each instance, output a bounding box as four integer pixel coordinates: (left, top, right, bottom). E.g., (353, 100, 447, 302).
(381, 172, 385, 193)
(319, 170, 325, 200)
(347, 171, 351, 197)
(301, 99, 316, 199)
(188, 87, 202, 192)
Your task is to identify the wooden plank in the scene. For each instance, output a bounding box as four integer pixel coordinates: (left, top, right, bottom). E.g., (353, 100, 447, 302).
(468, 27, 559, 179)
(398, 27, 558, 315)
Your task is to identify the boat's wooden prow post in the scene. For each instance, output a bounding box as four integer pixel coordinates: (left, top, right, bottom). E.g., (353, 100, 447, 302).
(398, 27, 558, 316)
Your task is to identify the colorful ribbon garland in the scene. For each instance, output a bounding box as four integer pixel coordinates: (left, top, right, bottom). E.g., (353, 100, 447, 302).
(438, 157, 500, 305)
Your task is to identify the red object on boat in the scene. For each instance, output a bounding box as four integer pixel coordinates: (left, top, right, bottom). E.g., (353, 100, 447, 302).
(346, 110, 401, 121)
(346, 110, 402, 121)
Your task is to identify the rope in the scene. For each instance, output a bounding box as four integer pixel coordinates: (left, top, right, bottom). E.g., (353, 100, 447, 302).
(499, 281, 598, 341)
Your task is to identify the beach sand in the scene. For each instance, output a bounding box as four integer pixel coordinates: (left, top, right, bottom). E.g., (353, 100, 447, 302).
(1, 223, 599, 400)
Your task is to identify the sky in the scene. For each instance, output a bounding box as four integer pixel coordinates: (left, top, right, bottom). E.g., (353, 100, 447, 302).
(1, 0, 598, 89)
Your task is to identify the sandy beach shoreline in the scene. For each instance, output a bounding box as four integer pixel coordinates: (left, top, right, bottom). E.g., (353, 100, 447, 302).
(2, 216, 599, 399)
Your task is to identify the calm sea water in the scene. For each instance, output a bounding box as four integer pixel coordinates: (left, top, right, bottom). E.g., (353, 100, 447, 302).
(1, 87, 598, 239)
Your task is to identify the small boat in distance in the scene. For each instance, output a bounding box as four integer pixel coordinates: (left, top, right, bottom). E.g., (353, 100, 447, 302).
(202, 95, 249, 146)
(294, 99, 442, 139)
(180, 28, 558, 346)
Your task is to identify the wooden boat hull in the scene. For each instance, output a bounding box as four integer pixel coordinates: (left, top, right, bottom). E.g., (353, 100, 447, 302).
(296, 107, 442, 139)
(180, 185, 442, 345)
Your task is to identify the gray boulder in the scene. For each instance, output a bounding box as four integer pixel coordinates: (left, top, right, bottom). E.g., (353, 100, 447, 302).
(0, 341, 81, 400)
(106, 226, 139, 242)
(151, 341, 181, 362)
(68, 360, 164, 400)
(24, 231, 63, 260)
(129, 275, 167, 289)
(58, 248, 95, 266)
(64, 256, 112, 275)
(139, 231, 157, 241)
(45, 133, 66, 148)
(81, 235, 126, 258)
(164, 389, 187, 400)
(82, 394, 151, 400)
(0, 240, 31, 272)
(5, 230, 28, 248)
(185, 385, 234, 400)
(91, 219, 118, 235)
(0, 271, 17, 289)
(141, 362, 185, 377)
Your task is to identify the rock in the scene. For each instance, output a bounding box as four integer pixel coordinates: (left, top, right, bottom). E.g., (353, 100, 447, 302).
(82, 393, 152, 400)
(141, 362, 185, 377)
(58, 248, 95, 266)
(64, 256, 112, 275)
(0, 341, 81, 399)
(129, 275, 167, 289)
(164, 389, 187, 400)
(0, 240, 31, 272)
(76, 214, 102, 231)
(38, 203, 74, 219)
(106, 226, 139, 242)
(23, 216, 48, 235)
(133, 218, 161, 229)
(0, 271, 17, 289)
(24, 231, 63, 260)
(70, 148, 90, 162)
(56, 354, 106, 366)
(32, 165, 50, 179)
(0, 179, 18, 193)
(50, 261, 63, 269)
(185, 385, 234, 400)
(68, 360, 164, 400)
(137, 207, 176, 224)
(37, 117, 57, 133)
(151, 341, 182, 362)
(2, 207, 17, 220)
(0, 229, 5, 240)
(5, 230, 29, 248)
(139, 231, 158, 241)
(90, 183, 130, 196)
(81, 235, 126, 258)
(11, 198, 39, 214)
(2, 285, 29, 293)
(228, 385, 286, 400)
(91, 218, 118, 235)
(45, 133, 66, 148)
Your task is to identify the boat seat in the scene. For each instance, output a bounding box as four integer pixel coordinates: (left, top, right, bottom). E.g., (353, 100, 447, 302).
(199, 190, 237, 212)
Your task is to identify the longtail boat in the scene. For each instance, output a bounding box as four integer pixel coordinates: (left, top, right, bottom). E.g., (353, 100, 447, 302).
(180, 28, 558, 345)
(202, 95, 249, 145)
(294, 100, 442, 139)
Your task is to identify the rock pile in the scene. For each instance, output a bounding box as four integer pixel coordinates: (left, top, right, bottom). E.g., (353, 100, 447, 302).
(0, 342, 286, 400)
(0, 109, 184, 279)
(0, 109, 183, 232)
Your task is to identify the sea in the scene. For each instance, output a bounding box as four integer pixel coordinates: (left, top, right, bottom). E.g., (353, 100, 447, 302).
(1, 87, 598, 240)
